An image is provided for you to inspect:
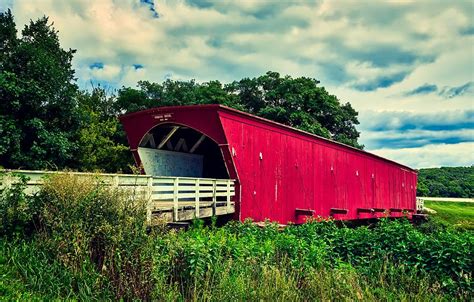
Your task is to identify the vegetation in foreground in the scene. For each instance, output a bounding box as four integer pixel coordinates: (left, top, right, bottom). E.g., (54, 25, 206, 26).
(424, 200, 474, 231)
(1, 174, 473, 301)
(417, 166, 473, 198)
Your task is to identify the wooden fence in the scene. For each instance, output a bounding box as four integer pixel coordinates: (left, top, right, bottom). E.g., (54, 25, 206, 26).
(0, 170, 235, 223)
(150, 176, 235, 221)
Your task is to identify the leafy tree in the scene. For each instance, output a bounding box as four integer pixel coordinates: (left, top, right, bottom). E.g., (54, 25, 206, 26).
(115, 79, 242, 113)
(226, 72, 362, 147)
(74, 88, 134, 172)
(117, 72, 362, 148)
(417, 166, 473, 197)
(0, 10, 79, 169)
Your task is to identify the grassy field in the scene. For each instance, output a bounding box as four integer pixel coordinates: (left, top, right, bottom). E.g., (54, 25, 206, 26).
(424, 200, 474, 230)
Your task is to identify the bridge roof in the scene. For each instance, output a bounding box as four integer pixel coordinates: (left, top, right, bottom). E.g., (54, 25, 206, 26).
(120, 104, 416, 173)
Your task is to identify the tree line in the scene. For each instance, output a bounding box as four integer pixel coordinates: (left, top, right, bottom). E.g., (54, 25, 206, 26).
(417, 166, 473, 198)
(0, 10, 362, 172)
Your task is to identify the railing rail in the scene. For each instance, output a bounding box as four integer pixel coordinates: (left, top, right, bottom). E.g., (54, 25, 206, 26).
(0, 169, 151, 198)
(0, 170, 235, 222)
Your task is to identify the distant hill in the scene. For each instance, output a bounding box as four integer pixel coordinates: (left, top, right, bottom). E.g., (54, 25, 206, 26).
(417, 166, 473, 198)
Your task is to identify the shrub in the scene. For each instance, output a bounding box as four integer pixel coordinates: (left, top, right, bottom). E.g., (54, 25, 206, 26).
(0, 173, 35, 237)
(30, 173, 154, 300)
(150, 218, 472, 300)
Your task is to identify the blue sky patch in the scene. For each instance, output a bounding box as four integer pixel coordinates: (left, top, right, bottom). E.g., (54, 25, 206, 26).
(140, 0, 159, 18)
(403, 83, 438, 96)
(360, 110, 474, 132)
(367, 135, 472, 149)
(460, 26, 474, 35)
(353, 72, 408, 91)
(0, 0, 13, 11)
(439, 82, 474, 98)
(353, 45, 421, 68)
(185, 0, 214, 9)
(89, 62, 104, 69)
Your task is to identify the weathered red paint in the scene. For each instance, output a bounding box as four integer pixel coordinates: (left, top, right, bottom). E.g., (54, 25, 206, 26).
(119, 105, 418, 223)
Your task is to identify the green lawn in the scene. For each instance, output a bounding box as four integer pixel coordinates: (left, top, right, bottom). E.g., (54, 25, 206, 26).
(424, 200, 474, 230)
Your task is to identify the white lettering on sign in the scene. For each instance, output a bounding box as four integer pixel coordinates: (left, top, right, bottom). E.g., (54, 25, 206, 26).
(153, 113, 174, 122)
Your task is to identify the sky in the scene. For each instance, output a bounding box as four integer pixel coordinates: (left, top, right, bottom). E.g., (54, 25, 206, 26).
(1, 0, 473, 169)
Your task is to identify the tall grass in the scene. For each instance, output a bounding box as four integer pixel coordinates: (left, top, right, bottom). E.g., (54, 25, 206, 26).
(0, 173, 472, 301)
(1, 173, 153, 300)
(1, 239, 112, 300)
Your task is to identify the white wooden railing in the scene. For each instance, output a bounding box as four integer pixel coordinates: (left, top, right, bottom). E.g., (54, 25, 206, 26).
(151, 177, 235, 221)
(0, 170, 152, 196)
(0, 170, 235, 222)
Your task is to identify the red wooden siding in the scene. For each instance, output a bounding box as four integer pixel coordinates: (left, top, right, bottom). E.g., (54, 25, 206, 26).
(120, 105, 417, 224)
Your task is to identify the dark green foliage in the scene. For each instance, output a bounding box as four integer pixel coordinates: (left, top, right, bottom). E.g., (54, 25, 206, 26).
(116, 79, 243, 113)
(1, 239, 112, 301)
(116, 72, 363, 149)
(228, 72, 362, 148)
(0, 9, 133, 173)
(0, 174, 35, 237)
(417, 166, 473, 198)
(74, 88, 134, 173)
(0, 10, 80, 170)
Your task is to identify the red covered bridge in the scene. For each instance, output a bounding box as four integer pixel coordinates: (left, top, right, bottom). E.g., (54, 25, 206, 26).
(119, 105, 417, 224)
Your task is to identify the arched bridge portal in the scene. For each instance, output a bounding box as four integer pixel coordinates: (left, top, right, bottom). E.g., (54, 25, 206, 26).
(119, 105, 240, 223)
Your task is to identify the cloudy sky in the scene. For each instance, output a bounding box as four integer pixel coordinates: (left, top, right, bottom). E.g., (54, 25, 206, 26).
(1, 0, 473, 168)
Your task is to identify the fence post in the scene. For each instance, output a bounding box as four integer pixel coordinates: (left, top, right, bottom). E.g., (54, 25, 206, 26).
(2, 174, 12, 190)
(212, 179, 217, 216)
(146, 176, 153, 223)
(0, 173, 12, 189)
(195, 178, 200, 218)
(113, 175, 119, 187)
(173, 177, 179, 221)
(226, 180, 231, 212)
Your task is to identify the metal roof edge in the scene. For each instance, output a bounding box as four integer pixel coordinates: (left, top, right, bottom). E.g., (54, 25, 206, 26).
(118, 104, 221, 121)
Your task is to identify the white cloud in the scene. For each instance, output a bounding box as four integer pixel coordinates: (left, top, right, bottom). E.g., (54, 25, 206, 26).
(89, 64, 122, 81)
(370, 142, 474, 169)
(4, 0, 474, 167)
(359, 110, 474, 132)
(8, 0, 472, 89)
(362, 128, 474, 149)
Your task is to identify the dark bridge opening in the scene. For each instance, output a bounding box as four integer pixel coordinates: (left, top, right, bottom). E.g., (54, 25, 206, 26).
(138, 124, 229, 179)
